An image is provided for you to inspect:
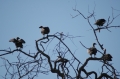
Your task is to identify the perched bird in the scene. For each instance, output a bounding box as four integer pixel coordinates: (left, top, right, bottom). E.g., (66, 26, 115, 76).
(55, 56, 69, 67)
(39, 26, 50, 37)
(9, 37, 25, 49)
(87, 43, 97, 57)
(95, 19, 106, 26)
(56, 56, 69, 63)
(54, 56, 68, 69)
(102, 54, 113, 61)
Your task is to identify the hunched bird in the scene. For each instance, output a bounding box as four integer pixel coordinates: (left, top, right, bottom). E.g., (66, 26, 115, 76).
(95, 19, 106, 26)
(102, 54, 113, 61)
(87, 43, 97, 57)
(39, 26, 50, 37)
(55, 56, 69, 67)
(9, 37, 25, 49)
(56, 56, 69, 63)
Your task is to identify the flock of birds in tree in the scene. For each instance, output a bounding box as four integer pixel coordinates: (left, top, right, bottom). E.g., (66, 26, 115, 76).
(9, 19, 112, 64)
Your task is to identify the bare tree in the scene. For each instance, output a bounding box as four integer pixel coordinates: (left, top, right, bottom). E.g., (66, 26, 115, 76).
(0, 6, 120, 79)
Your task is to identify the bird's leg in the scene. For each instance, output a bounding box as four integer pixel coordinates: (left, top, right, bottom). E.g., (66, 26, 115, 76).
(90, 55, 92, 58)
(43, 35, 45, 38)
(19, 48, 22, 50)
(46, 34, 49, 38)
(16, 46, 19, 51)
(97, 25, 99, 29)
(94, 55, 95, 58)
(16, 48, 19, 51)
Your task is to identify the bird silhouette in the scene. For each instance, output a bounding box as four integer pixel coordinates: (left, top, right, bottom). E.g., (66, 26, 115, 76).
(9, 37, 25, 49)
(102, 54, 113, 61)
(39, 26, 50, 37)
(95, 19, 106, 26)
(56, 56, 69, 63)
(87, 43, 97, 57)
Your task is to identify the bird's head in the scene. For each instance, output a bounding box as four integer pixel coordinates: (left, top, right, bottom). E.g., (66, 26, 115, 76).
(57, 56, 62, 58)
(39, 26, 43, 28)
(16, 37, 20, 40)
(93, 43, 97, 46)
(101, 19, 106, 21)
(107, 54, 113, 58)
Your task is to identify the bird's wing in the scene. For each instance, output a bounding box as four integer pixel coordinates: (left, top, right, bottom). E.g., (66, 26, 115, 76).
(109, 54, 113, 58)
(44, 27, 50, 32)
(20, 39, 25, 43)
(95, 19, 100, 23)
(9, 38, 15, 42)
(56, 58, 61, 61)
(88, 47, 94, 51)
(88, 47, 97, 53)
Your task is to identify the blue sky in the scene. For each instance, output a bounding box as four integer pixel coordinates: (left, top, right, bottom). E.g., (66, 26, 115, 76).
(0, 0, 120, 79)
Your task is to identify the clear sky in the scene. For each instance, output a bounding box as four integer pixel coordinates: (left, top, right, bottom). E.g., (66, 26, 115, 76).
(0, 0, 120, 79)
